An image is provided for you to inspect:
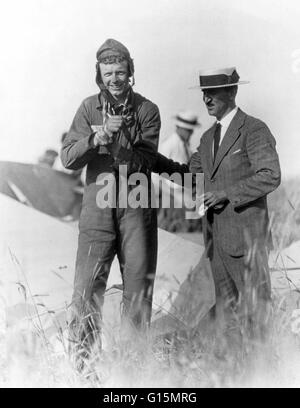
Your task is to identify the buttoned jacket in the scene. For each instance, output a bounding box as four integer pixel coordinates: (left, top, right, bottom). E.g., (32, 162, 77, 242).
(190, 108, 281, 257)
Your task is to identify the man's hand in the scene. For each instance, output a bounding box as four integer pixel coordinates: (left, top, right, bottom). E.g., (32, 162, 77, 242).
(104, 115, 123, 137)
(94, 131, 111, 146)
(93, 128, 112, 146)
(203, 190, 228, 209)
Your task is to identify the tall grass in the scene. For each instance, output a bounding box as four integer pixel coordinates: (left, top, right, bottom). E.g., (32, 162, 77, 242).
(1, 277, 300, 388)
(1, 180, 300, 388)
(268, 178, 300, 249)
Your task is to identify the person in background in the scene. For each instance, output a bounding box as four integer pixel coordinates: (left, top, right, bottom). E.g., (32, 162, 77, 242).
(38, 149, 58, 168)
(155, 111, 201, 232)
(160, 111, 200, 164)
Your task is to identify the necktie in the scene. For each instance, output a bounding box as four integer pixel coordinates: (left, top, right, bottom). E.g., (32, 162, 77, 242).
(183, 141, 191, 164)
(213, 122, 221, 162)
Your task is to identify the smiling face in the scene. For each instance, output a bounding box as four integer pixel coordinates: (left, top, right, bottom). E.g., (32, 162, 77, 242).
(99, 60, 130, 100)
(202, 86, 237, 120)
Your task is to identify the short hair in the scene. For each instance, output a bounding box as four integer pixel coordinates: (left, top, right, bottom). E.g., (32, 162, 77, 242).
(225, 85, 238, 95)
(98, 54, 127, 65)
(61, 132, 68, 144)
(45, 149, 58, 157)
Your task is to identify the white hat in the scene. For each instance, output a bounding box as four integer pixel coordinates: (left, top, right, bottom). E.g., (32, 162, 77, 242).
(174, 111, 201, 129)
(191, 67, 249, 89)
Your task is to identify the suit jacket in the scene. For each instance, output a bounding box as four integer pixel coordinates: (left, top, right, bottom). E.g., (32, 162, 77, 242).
(190, 108, 281, 258)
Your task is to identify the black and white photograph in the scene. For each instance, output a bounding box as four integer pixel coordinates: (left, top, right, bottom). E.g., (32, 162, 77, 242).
(1, 0, 300, 389)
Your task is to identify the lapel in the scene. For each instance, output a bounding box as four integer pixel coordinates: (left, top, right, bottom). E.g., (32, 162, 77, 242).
(202, 125, 215, 175)
(211, 108, 246, 177)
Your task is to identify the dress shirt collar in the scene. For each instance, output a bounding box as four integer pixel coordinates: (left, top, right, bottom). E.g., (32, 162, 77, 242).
(217, 106, 238, 128)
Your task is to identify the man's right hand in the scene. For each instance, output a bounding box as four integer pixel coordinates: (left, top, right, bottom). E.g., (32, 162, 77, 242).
(93, 129, 112, 146)
(91, 125, 112, 146)
(104, 115, 123, 137)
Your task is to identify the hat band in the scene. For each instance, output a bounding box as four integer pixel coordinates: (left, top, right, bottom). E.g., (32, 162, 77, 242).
(175, 115, 198, 126)
(199, 70, 240, 87)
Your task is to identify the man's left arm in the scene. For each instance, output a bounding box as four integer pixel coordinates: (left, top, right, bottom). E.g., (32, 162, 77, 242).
(225, 122, 281, 208)
(107, 105, 161, 174)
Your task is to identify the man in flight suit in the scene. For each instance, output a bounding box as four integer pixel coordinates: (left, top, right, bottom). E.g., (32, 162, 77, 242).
(61, 39, 161, 360)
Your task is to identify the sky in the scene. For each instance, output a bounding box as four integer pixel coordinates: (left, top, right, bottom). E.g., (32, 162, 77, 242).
(1, 0, 300, 178)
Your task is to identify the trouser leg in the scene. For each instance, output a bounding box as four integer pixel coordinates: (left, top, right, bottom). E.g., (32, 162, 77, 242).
(117, 207, 158, 330)
(243, 245, 272, 341)
(209, 240, 272, 347)
(209, 242, 241, 348)
(69, 207, 116, 357)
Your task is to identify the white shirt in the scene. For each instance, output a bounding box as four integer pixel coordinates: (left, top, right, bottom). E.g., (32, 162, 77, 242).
(213, 106, 239, 154)
(151, 131, 192, 202)
(159, 132, 192, 164)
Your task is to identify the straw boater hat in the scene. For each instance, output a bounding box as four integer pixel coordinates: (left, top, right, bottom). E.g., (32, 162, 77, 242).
(174, 111, 201, 130)
(191, 67, 249, 89)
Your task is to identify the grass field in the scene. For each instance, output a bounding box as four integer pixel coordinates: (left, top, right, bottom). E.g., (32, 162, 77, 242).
(1, 177, 300, 388)
(1, 292, 300, 388)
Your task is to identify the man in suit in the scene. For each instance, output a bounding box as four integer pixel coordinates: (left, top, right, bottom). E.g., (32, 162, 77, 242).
(154, 67, 281, 344)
